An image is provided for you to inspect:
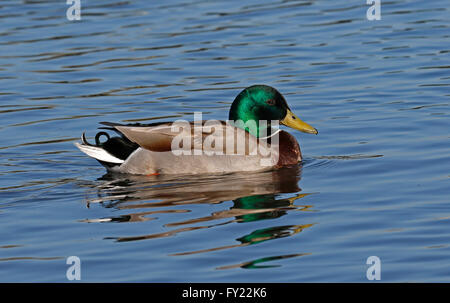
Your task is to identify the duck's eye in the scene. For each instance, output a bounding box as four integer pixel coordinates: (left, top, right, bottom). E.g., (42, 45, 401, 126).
(266, 99, 276, 105)
(292, 116, 296, 120)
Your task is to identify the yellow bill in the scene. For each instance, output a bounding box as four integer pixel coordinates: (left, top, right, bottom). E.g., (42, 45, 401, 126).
(281, 109, 318, 135)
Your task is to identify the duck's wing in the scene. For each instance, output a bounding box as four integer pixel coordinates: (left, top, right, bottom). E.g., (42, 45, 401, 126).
(101, 120, 262, 155)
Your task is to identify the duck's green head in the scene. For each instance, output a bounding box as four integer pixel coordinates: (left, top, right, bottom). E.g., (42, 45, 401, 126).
(229, 85, 318, 137)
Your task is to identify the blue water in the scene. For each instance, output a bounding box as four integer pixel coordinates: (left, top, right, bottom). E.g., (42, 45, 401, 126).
(0, 0, 449, 282)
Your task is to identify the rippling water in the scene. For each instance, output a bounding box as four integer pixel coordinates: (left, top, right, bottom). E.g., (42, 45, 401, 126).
(0, 0, 449, 282)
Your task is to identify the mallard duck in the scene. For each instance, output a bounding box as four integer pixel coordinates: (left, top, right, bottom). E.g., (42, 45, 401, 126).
(75, 85, 317, 175)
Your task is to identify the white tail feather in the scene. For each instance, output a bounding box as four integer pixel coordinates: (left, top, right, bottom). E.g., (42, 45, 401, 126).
(74, 142, 124, 164)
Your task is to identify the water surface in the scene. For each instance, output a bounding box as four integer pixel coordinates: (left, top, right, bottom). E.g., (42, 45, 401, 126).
(0, 0, 449, 282)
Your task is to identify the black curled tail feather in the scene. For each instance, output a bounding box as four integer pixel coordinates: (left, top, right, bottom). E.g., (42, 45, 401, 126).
(83, 131, 139, 162)
(81, 132, 93, 146)
(95, 132, 110, 146)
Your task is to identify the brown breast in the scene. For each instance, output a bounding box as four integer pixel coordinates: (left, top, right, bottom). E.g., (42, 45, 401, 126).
(276, 130, 302, 167)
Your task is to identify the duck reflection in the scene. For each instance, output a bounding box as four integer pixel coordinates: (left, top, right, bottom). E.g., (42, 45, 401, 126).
(216, 252, 312, 270)
(82, 165, 315, 259)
